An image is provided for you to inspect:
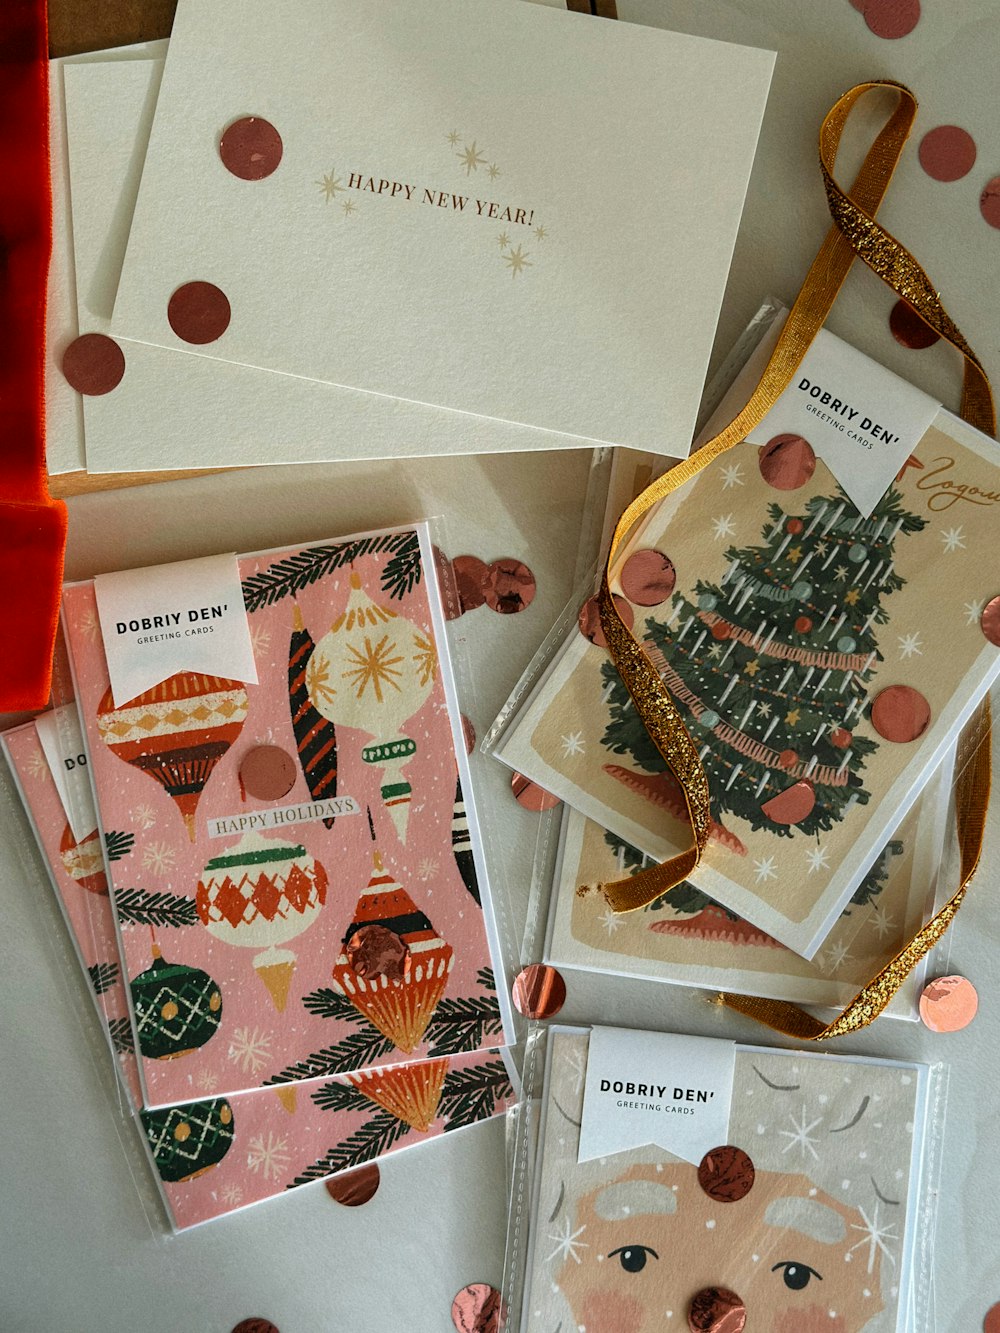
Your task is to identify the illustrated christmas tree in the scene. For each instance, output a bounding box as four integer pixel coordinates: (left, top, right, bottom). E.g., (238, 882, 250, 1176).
(602, 483, 927, 840)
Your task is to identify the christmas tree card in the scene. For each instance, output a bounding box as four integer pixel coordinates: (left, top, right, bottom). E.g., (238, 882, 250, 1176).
(545, 744, 953, 1016)
(515, 1026, 931, 1333)
(2, 718, 515, 1231)
(62, 525, 514, 1110)
(494, 398, 1000, 957)
(109, 0, 773, 455)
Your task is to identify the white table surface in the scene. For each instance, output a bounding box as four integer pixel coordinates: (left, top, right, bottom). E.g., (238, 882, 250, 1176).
(4, 2, 1000, 1329)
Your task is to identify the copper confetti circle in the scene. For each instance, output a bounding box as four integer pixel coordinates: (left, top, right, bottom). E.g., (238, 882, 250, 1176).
(61, 333, 126, 395)
(239, 745, 297, 801)
(461, 714, 476, 755)
(219, 116, 283, 180)
(167, 281, 232, 344)
(758, 434, 816, 490)
(451, 1283, 505, 1333)
(346, 924, 410, 981)
(511, 963, 566, 1020)
(870, 685, 931, 743)
(697, 1145, 755, 1203)
(578, 593, 634, 648)
(919, 975, 978, 1033)
(231, 1321, 279, 1333)
(620, 548, 677, 606)
(983, 1301, 1000, 1333)
(889, 299, 940, 349)
(511, 772, 561, 812)
(980, 595, 1000, 647)
(325, 1162, 381, 1206)
(452, 555, 488, 613)
(688, 1286, 746, 1333)
(482, 558, 536, 614)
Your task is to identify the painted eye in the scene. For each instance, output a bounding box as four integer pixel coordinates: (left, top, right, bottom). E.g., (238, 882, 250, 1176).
(608, 1245, 659, 1274)
(771, 1261, 823, 1290)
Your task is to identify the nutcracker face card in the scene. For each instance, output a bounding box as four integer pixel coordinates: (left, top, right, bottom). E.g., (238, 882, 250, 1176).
(62, 525, 513, 1109)
(519, 1027, 928, 1333)
(544, 749, 952, 1016)
(495, 409, 1000, 956)
(3, 719, 515, 1230)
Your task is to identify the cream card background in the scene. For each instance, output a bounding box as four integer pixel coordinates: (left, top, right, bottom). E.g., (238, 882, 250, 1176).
(111, 0, 774, 453)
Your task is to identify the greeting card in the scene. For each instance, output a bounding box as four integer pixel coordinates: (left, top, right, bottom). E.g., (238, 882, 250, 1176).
(62, 526, 513, 1110)
(3, 718, 514, 1230)
(546, 745, 952, 1016)
(495, 382, 1000, 955)
(110, 0, 773, 454)
(517, 1026, 930, 1333)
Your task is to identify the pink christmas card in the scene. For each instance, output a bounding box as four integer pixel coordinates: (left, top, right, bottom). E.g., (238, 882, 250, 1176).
(2, 716, 515, 1231)
(62, 525, 513, 1110)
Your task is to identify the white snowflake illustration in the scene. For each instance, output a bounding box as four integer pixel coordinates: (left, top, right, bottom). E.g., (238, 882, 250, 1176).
(560, 731, 585, 757)
(598, 908, 622, 937)
(417, 858, 440, 882)
(196, 1069, 219, 1093)
(565, 1045, 587, 1096)
(711, 514, 736, 540)
(815, 542, 828, 556)
(964, 600, 985, 626)
(78, 607, 100, 640)
(720, 463, 745, 490)
(753, 856, 778, 884)
(228, 1026, 273, 1075)
(779, 1104, 823, 1161)
(757, 700, 772, 718)
(833, 565, 849, 581)
(849, 1203, 898, 1274)
(546, 1217, 589, 1265)
(869, 906, 897, 942)
(805, 846, 830, 875)
(246, 1131, 291, 1181)
(940, 526, 966, 554)
(250, 623, 272, 658)
(897, 632, 923, 660)
(141, 841, 177, 875)
(221, 1183, 244, 1207)
(25, 748, 50, 781)
(821, 941, 854, 973)
(133, 803, 157, 831)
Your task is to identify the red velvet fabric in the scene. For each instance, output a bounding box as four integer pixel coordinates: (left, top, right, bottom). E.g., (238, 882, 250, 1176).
(0, 0, 68, 710)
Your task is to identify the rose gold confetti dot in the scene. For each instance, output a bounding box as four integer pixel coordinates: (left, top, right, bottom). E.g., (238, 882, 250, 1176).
(982, 177, 1000, 229)
(219, 116, 283, 180)
(433, 546, 462, 620)
(325, 1162, 380, 1206)
(511, 772, 561, 812)
(870, 684, 931, 742)
(453, 555, 488, 613)
(511, 963, 566, 1019)
(918, 125, 977, 182)
(231, 1321, 279, 1333)
(346, 924, 410, 981)
(984, 1302, 1000, 1333)
(919, 974, 978, 1032)
(239, 745, 297, 801)
(697, 1146, 755, 1203)
(758, 434, 816, 490)
(688, 1286, 746, 1333)
(761, 779, 815, 826)
(889, 299, 940, 349)
(461, 714, 476, 754)
(578, 593, 634, 648)
(482, 558, 536, 614)
(61, 333, 126, 395)
(620, 549, 677, 606)
(981, 596, 1000, 646)
(168, 281, 231, 344)
(864, 0, 921, 39)
(848, 0, 866, 9)
(451, 1283, 505, 1333)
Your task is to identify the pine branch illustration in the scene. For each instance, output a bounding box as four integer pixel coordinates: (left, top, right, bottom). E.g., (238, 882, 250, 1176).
(87, 961, 119, 995)
(108, 1016, 134, 1055)
(309, 1079, 374, 1115)
(476, 966, 496, 993)
(114, 886, 199, 928)
(426, 994, 503, 1058)
(242, 532, 422, 612)
(440, 1059, 513, 1132)
(301, 987, 376, 1025)
(287, 1110, 409, 1188)
(264, 1030, 396, 1085)
(104, 830, 135, 862)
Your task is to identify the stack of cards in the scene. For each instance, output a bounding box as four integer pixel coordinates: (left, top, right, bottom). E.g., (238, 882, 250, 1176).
(3, 524, 517, 1228)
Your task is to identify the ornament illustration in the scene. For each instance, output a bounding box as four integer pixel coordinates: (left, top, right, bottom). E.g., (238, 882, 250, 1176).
(96, 672, 249, 840)
(288, 602, 339, 825)
(140, 1098, 235, 1183)
(306, 572, 436, 843)
(347, 1058, 449, 1132)
(331, 847, 453, 1053)
(602, 485, 927, 839)
(129, 941, 223, 1061)
(196, 831, 329, 1012)
(58, 822, 108, 894)
(451, 776, 481, 905)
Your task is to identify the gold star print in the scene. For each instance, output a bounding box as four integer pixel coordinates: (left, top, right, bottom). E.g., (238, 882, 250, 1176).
(534, 224, 547, 241)
(785, 708, 801, 726)
(487, 163, 500, 181)
(343, 634, 404, 703)
(787, 546, 803, 563)
(447, 129, 461, 146)
(412, 633, 438, 689)
(342, 198, 357, 216)
(317, 170, 344, 202)
(844, 588, 860, 605)
(834, 565, 849, 581)
(503, 244, 532, 277)
(306, 654, 336, 706)
(744, 659, 760, 677)
(458, 141, 487, 174)
(498, 231, 510, 249)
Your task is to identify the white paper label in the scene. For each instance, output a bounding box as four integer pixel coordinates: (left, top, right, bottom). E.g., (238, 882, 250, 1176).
(34, 707, 98, 842)
(206, 796, 361, 838)
(577, 1027, 735, 1166)
(94, 553, 258, 706)
(745, 328, 941, 517)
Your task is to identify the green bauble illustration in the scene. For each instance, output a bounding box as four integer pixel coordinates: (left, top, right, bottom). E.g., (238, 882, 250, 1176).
(140, 1098, 234, 1183)
(130, 943, 222, 1061)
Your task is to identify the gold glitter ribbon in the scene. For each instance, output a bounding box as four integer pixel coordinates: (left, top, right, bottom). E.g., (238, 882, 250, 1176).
(596, 81, 995, 1036)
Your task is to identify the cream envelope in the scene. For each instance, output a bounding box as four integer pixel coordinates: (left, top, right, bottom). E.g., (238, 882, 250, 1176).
(110, 0, 774, 455)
